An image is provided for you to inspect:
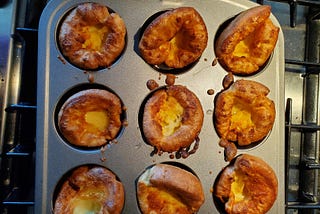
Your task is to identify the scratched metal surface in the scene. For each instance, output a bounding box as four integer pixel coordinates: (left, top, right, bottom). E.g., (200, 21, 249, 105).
(35, 0, 285, 213)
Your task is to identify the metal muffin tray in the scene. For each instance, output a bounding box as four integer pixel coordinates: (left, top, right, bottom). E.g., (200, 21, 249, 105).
(35, 0, 285, 213)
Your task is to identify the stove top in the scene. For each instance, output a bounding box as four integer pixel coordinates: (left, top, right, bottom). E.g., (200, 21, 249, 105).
(1, 0, 320, 213)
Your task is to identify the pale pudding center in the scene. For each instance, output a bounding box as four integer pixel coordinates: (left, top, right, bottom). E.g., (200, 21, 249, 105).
(85, 111, 109, 131)
(156, 96, 183, 136)
(81, 25, 109, 50)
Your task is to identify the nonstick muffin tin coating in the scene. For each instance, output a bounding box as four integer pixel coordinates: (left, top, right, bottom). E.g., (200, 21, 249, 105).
(36, 0, 285, 213)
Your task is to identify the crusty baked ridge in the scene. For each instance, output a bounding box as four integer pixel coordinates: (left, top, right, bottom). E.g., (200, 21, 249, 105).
(214, 154, 278, 214)
(54, 165, 124, 214)
(142, 85, 204, 152)
(139, 7, 208, 69)
(215, 5, 279, 75)
(59, 2, 126, 70)
(137, 163, 205, 213)
(58, 89, 122, 147)
(214, 79, 275, 146)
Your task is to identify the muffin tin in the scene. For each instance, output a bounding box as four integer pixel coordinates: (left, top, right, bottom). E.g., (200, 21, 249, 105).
(35, 0, 285, 213)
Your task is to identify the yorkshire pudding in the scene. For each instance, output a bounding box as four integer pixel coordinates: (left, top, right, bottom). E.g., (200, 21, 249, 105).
(139, 7, 208, 69)
(54, 165, 124, 214)
(137, 163, 205, 213)
(215, 5, 279, 75)
(214, 79, 275, 146)
(214, 154, 278, 214)
(58, 89, 122, 147)
(142, 85, 204, 153)
(58, 2, 126, 70)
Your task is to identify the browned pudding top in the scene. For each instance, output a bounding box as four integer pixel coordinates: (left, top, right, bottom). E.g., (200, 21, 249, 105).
(58, 2, 126, 70)
(54, 165, 124, 214)
(215, 79, 275, 146)
(58, 89, 122, 147)
(137, 164, 205, 213)
(215, 5, 279, 75)
(139, 7, 208, 69)
(214, 154, 278, 214)
(142, 85, 204, 153)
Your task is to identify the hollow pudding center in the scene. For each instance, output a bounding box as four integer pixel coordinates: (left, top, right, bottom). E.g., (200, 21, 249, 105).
(232, 33, 255, 58)
(156, 96, 183, 136)
(230, 172, 247, 202)
(72, 199, 102, 214)
(81, 25, 109, 50)
(167, 29, 193, 60)
(71, 187, 105, 214)
(85, 111, 109, 131)
(230, 100, 254, 131)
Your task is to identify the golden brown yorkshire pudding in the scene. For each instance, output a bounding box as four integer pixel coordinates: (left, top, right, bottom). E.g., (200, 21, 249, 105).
(58, 3, 126, 70)
(214, 79, 275, 146)
(58, 89, 122, 147)
(215, 5, 279, 75)
(54, 165, 124, 214)
(142, 85, 204, 153)
(139, 7, 208, 69)
(214, 154, 278, 214)
(137, 163, 205, 213)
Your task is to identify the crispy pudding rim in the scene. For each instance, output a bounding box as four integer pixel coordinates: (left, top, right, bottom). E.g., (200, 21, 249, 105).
(54, 83, 126, 151)
(212, 154, 278, 214)
(136, 161, 203, 214)
(52, 164, 125, 213)
(213, 80, 275, 150)
(56, 2, 128, 71)
(139, 85, 204, 155)
(212, 95, 273, 151)
(214, 13, 273, 77)
(137, 8, 205, 74)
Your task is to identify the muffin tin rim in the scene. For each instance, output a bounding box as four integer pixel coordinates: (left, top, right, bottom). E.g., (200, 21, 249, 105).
(36, 0, 281, 214)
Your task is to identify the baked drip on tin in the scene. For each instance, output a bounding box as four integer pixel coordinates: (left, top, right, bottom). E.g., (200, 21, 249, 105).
(54, 165, 124, 214)
(215, 5, 279, 75)
(58, 89, 122, 147)
(139, 7, 208, 69)
(137, 163, 205, 214)
(214, 154, 278, 214)
(58, 2, 126, 70)
(214, 79, 275, 147)
(142, 85, 204, 153)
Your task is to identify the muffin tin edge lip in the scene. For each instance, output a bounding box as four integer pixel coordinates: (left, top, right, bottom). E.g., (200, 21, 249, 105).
(36, 0, 285, 213)
(53, 83, 127, 152)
